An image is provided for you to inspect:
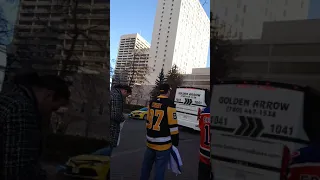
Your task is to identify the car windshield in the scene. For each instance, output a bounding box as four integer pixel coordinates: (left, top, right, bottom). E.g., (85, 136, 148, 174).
(140, 107, 148, 111)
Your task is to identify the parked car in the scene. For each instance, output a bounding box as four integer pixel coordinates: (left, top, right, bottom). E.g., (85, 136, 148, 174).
(129, 107, 148, 120)
(63, 154, 110, 180)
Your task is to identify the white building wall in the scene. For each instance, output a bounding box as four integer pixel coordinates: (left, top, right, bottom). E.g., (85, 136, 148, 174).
(212, 0, 310, 39)
(148, 0, 210, 85)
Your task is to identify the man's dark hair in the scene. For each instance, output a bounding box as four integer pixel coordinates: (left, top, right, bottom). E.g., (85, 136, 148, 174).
(159, 83, 171, 94)
(14, 73, 70, 101)
(114, 84, 132, 94)
(40, 75, 70, 100)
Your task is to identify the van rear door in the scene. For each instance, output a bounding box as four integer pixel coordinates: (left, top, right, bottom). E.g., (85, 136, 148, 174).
(174, 87, 207, 131)
(210, 80, 309, 180)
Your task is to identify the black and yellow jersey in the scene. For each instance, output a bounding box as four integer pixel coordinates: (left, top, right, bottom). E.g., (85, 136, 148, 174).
(146, 95, 179, 151)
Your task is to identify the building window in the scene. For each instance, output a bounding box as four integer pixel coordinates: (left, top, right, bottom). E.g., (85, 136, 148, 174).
(159, 28, 161, 31)
(283, 10, 286, 17)
(224, 7, 228, 16)
(163, 3, 165, 5)
(237, 0, 241, 8)
(162, 64, 164, 66)
(161, 15, 163, 18)
(168, 26, 170, 29)
(169, 22, 171, 24)
(167, 35, 169, 38)
(243, 5, 247, 13)
(160, 24, 162, 26)
(239, 32, 243, 39)
(235, 14, 239, 22)
(301, 0, 304, 8)
(162, 11, 164, 13)
(158, 33, 160, 35)
(265, 8, 268, 16)
(164, 54, 166, 57)
(170, 13, 172, 15)
(158, 38, 160, 40)
(156, 51, 158, 53)
(161, 20, 162, 22)
(171, 8, 173, 11)
(169, 17, 172, 19)
(163, 59, 165, 61)
(167, 31, 169, 33)
(164, 50, 167, 52)
(165, 45, 167, 47)
(241, 18, 244, 27)
(155, 56, 157, 58)
(166, 40, 168, 42)
(157, 42, 159, 44)
(172, 4, 174, 6)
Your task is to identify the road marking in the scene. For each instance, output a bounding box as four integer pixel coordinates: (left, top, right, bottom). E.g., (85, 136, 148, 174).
(112, 138, 196, 158)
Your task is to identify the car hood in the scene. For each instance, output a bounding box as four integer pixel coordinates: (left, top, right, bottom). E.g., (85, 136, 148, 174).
(131, 110, 144, 114)
(69, 154, 110, 164)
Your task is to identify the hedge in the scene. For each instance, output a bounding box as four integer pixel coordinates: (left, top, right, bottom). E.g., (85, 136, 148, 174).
(43, 133, 109, 163)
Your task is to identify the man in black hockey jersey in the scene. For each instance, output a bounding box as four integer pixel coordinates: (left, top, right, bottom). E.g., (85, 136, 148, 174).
(140, 84, 179, 180)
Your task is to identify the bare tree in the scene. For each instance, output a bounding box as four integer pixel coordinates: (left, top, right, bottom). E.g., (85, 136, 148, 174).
(8, 0, 110, 137)
(211, 13, 239, 86)
(0, 8, 13, 49)
(113, 48, 151, 87)
(70, 68, 109, 137)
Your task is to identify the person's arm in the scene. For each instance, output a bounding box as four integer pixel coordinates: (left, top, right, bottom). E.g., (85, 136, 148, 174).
(110, 93, 125, 123)
(167, 104, 179, 146)
(1, 102, 46, 180)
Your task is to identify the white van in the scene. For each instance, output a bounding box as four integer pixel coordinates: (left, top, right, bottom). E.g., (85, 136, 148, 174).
(210, 80, 318, 180)
(174, 87, 208, 131)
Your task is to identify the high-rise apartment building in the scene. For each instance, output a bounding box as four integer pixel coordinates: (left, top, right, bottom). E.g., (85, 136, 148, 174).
(147, 0, 210, 85)
(12, 0, 109, 73)
(114, 33, 150, 85)
(212, 0, 320, 40)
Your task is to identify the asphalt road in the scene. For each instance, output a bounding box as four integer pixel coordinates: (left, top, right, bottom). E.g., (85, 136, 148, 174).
(45, 116, 201, 180)
(110, 118, 201, 180)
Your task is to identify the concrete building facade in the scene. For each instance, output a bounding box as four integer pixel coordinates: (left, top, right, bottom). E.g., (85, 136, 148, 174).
(212, 0, 320, 39)
(182, 67, 210, 90)
(148, 0, 210, 84)
(114, 33, 150, 85)
(230, 19, 320, 90)
(13, 0, 109, 73)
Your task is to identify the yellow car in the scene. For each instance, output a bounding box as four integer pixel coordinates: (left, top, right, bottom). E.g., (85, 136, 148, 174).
(129, 107, 148, 120)
(63, 154, 110, 180)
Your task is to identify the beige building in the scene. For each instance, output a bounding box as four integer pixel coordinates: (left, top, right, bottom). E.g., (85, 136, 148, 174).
(114, 33, 150, 86)
(230, 19, 320, 90)
(182, 67, 210, 90)
(12, 0, 109, 74)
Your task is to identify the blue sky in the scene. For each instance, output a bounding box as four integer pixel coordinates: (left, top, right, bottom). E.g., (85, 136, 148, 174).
(110, 0, 210, 70)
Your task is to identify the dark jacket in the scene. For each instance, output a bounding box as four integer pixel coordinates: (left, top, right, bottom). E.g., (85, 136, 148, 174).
(110, 88, 125, 147)
(0, 84, 46, 180)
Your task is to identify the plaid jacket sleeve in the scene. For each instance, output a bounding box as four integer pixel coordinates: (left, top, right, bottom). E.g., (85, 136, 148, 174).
(0, 100, 45, 180)
(110, 90, 125, 123)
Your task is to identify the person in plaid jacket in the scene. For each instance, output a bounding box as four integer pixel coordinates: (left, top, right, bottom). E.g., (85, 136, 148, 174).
(109, 84, 131, 152)
(0, 72, 70, 180)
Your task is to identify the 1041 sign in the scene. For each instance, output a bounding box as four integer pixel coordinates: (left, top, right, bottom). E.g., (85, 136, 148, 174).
(213, 116, 228, 126)
(270, 124, 293, 136)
